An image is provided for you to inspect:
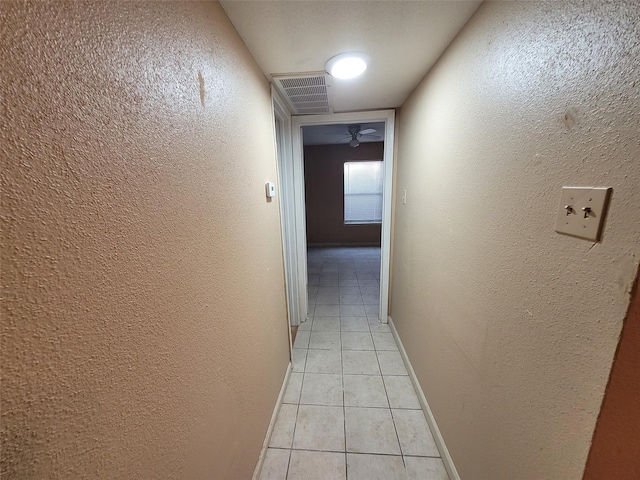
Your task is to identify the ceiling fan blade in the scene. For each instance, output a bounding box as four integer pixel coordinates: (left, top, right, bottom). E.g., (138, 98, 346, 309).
(360, 134, 382, 140)
(358, 128, 376, 135)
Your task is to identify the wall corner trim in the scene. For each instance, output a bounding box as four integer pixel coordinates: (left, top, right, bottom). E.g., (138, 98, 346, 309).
(252, 362, 292, 480)
(388, 317, 461, 480)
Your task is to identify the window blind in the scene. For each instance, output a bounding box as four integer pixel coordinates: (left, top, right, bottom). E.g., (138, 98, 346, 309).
(344, 161, 383, 224)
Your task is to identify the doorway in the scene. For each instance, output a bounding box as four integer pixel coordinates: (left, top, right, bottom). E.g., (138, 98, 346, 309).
(291, 110, 395, 325)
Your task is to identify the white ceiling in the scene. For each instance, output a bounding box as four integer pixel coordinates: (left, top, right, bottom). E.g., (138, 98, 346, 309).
(220, 0, 482, 113)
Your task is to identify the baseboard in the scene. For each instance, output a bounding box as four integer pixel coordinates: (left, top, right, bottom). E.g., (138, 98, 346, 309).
(388, 317, 461, 480)
(252, 362, 292, 480)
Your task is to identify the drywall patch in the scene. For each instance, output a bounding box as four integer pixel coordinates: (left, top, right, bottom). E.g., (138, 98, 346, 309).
(617, 254, 638, 296)
(563, 106, 580, 129)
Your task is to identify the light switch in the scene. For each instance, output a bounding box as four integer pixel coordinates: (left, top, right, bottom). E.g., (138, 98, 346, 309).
(555, 186, 612, 241)
(265, 182, 276, 198)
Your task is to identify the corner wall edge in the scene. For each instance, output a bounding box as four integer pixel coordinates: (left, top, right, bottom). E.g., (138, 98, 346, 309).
(388, 316, 461, 480)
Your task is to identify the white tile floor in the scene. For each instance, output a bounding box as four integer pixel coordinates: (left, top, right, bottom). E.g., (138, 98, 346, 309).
(260, 247, 449, 480)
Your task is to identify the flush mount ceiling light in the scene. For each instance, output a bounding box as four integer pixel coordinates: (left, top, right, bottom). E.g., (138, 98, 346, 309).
(325, 52, 369, 80)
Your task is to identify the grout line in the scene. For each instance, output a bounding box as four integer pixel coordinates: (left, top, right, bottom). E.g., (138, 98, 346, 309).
(377, 349, 405, 460)
(285, 447, 412, 457)
(288, 373, 303, 452)
(285, 447, 292, 479)
(342, 339, 348, 480)
(345, 452, 405, 458)
(296, 402, 420, 410)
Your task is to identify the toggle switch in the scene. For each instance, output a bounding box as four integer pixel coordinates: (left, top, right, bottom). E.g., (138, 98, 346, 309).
(555, 186, 612, 241)
(265, 182, 276, 198)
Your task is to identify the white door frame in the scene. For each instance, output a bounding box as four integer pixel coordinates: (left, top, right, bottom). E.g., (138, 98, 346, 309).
(291, 109, 396, 323)
(272, 87, 303, 332)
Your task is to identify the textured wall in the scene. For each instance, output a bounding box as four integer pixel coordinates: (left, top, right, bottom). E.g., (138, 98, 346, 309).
(583, 265, 640, 480)
(392, 1, 640, 479)
(305, 143, 383, 246)
(1, 2, 290, 478)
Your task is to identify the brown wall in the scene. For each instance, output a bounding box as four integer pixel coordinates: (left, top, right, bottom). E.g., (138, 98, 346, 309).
(583, 266, 640, 480)
(304, 143, 383, 246)
(392, 1, 640, 479)
(0, 2, 290, 479)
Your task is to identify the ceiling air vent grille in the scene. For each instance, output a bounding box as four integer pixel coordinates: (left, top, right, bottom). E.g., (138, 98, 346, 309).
(272, 73, 334, 115)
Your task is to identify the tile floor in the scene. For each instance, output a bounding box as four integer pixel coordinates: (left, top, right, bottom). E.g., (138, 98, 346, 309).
(260, 247, 449, 480)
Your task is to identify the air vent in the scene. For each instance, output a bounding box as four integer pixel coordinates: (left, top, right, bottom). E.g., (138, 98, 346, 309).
(272, 73, 334, 115)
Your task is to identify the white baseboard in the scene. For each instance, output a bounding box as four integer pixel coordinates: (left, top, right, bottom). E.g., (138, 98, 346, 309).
(252, 362, 292, 480)
(388, 317, 461, 480)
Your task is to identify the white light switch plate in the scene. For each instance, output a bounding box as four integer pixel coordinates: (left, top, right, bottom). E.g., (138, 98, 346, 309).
(265, 182, 276, 198)
(555, 186, 612, 241)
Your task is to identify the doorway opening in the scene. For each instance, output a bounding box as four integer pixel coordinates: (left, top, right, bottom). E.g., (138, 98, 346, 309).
(291, 110, 395, 328)
(302, 122, 384, 324)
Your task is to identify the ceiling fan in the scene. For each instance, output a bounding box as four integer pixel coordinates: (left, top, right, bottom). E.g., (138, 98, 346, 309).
(332, 124, 382, 148)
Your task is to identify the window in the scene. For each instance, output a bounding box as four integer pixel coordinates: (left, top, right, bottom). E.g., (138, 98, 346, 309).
(344, 161, 383, 224)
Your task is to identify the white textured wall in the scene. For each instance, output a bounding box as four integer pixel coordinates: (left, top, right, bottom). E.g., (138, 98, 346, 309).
(1, 2, 290, 478)
(392, 1, 640, 479)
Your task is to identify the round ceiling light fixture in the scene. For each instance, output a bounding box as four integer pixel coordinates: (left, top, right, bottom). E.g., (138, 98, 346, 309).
(325, 52, 369, 80)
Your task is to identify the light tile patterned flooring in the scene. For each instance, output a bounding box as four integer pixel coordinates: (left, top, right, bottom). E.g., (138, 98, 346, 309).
(260, 247, 449, 480)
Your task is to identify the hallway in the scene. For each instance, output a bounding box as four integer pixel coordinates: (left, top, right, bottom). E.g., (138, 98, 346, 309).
(260, 248, 449, 480)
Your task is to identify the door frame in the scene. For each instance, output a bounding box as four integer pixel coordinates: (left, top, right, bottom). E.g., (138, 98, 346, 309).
(291, 109, 396, 323)
(272, 87, 302, 335)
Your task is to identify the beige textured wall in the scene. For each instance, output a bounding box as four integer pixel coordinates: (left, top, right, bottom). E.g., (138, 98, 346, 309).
(1, 2, 290, 478)
(392, 1, 640, 479)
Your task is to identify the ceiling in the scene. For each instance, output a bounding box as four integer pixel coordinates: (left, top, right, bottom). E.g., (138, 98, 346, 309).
(220, 0, 482, 113)
(303, 122, 385, 146)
